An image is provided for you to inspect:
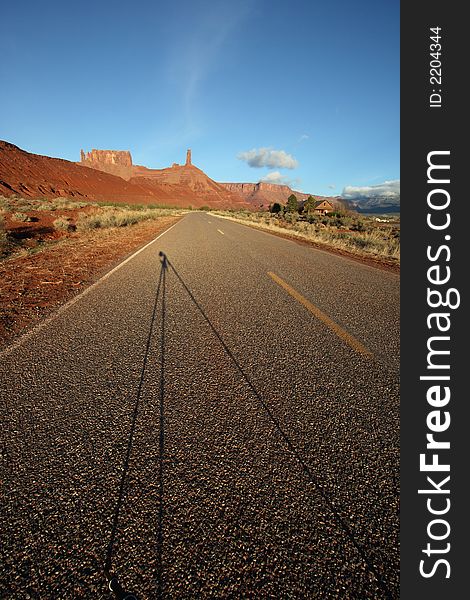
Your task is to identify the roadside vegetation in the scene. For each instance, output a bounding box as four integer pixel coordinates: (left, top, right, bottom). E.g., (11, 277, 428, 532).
(214, 195, 400, 265)
(74, 206, 181, 231)
(0, 195, 185, 260)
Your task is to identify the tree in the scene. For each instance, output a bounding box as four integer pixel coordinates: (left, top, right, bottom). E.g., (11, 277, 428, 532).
(304, 195, 316, 215)
(270, 202, 282, 214)
(286, 194, 298, 213)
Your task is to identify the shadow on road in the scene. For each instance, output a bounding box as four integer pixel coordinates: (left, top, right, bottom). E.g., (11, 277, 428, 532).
(104, 251, 393, 599)
(163, 253, 393, 600)
(104, 252, 167, 600)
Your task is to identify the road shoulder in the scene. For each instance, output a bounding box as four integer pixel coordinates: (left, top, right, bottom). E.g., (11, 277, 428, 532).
(0, 215, 183, 350)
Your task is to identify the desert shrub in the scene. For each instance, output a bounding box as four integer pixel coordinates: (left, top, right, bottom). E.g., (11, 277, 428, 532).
(53, 216, 73, 231)
(350, 219, 368, 232)
(50, 198, 74, 210)
(75, 213, 97, 231)
(36, 198, 91, 211)
(0, 196, 13, 211)
(0, 230, 9, 254)
(306, 214, 318, 224)
(75, 207, 176, 232)
(12, 212, 31, 222)
(38, 202, 56, 211)
(285, 212, 299, 224)
(0, 214, 12, 256)
(212, 210, 400, 261)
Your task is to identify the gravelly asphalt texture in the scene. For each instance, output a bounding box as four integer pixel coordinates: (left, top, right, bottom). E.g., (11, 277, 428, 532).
(0, 212, 400, 599)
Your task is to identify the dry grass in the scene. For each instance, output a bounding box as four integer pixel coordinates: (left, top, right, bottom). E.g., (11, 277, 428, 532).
(0, 213, 8, 254)
(0, 195, 186, 262)
(214, 210, 400, 263)
(75, 206, 184, 231)
(52, 216, 73, 231)
(11, 212, 32, 222)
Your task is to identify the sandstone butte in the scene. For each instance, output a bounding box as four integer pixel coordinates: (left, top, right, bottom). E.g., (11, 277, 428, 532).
(0, 140, 346, 210)
(0, 142, 248, 209)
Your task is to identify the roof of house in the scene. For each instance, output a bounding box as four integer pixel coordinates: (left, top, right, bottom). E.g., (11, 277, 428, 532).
(314, 199, 334, 208)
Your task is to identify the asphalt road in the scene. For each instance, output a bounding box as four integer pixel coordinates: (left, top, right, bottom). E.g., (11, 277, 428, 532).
(0, 212, 400, 599)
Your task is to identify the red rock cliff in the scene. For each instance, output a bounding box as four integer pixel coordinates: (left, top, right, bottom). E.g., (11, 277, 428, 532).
(221, 182, 350, 211)
(220, 182, 309, 208)
(80, 149, 133, 180)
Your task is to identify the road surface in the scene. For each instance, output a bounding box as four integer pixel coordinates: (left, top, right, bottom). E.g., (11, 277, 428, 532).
(1, 212, 399, 598)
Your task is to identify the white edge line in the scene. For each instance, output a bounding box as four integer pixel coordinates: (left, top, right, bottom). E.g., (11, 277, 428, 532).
(0, 219, 181, 357)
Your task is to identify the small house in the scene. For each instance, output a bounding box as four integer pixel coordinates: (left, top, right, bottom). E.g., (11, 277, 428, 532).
(314, 200, 334, 214)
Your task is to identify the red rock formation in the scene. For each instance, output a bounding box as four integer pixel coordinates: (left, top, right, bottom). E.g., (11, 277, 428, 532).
(221, 182, 308, 208)
(1, 141, 348, 212)
(79, 147, 249, 209)
(0, 141, 250, 210)
(0, 141, 175, 204)
(221, 182, 349, 211)
(130, 163, 248, 209)
(80, 149, 133, 180)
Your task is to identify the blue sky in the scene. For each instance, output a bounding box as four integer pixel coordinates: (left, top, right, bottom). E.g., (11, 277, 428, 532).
(0, 0, 399, 198)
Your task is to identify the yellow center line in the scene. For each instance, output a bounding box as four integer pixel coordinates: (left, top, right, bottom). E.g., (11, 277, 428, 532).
(217, 229, 225, 235)
(268, 271, 373, 358)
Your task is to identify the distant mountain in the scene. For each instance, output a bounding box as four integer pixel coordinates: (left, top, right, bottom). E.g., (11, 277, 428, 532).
(349, 196, 400, 214)
(220, 182, 352, 211)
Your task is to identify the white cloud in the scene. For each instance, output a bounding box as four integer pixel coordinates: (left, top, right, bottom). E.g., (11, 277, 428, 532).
(237, 147, 299, 169)
(342, 179, 400, 200)
(299, 134, 309, 142)
(260, 171, 301, 188)
(260, 171, 289, 184)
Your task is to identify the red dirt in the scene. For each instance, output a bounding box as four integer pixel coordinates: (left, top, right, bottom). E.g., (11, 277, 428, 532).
(0, 216, 182, 350)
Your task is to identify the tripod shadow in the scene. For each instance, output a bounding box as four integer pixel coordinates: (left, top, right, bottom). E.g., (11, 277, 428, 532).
(104, 252, 168, 600)
(104, 250, 392, 600)
(155, 252, 166, 598)
(162, 252, 393, 600)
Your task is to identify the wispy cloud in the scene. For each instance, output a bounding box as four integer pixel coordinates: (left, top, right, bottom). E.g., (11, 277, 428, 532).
(328, 184, 336, 190)
(342, 179, 400, 200)
(298, 134, 309, 142)
(238, 147, 299, 169)
(167, 2, 255, 139)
